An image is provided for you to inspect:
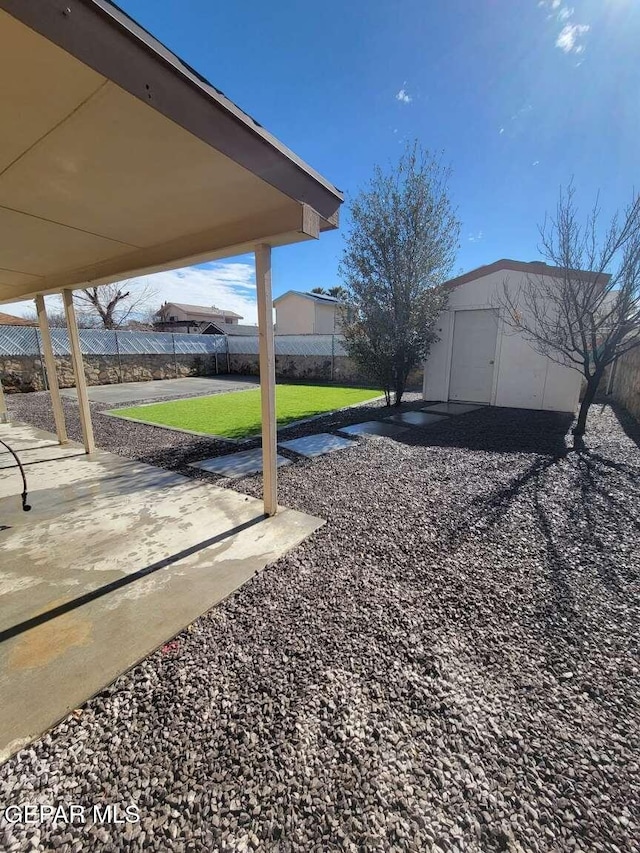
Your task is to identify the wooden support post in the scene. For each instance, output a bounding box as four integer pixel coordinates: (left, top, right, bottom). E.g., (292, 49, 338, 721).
(0, 375, 8, 423)
(36, 295, 68, 444)
(63, 289, 95, 454)
(255, 244, 277, 516)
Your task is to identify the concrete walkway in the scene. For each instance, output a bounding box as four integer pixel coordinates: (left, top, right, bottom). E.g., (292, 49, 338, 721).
(59, 375, 258, 405)
(0, 421, 322, 761)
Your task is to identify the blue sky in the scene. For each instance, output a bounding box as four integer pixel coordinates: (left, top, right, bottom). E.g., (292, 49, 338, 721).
(8, 0, 640, 323)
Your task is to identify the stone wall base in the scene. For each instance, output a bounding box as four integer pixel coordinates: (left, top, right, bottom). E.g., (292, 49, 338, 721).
(0, 354, 219, 393)
(0, 353, 423, 393)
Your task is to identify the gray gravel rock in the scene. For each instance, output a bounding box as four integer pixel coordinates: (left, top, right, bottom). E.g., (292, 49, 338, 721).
(1, 392, 639, 852)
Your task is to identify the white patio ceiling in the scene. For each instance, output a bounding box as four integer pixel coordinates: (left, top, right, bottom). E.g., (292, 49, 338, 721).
(0, 0, 342, 304)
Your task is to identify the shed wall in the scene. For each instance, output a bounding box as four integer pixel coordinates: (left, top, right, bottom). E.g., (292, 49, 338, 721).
(423, 269, 581, 412)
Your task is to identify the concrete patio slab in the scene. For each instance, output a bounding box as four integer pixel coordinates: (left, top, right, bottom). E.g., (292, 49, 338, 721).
(384, 411, 449, 427)
(0, 421, 322, 761)
(189, 448, 292, 478)
(279, 433, 355, 458)
(60, 375, 258, 405)
(422, 402, 483, 415)
(337, 420, 410, 438)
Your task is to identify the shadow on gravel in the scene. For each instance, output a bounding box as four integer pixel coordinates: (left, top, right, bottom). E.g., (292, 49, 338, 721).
(135, 439, 236, 471)
(390, 406, 575, 456)
(595, 397, 640, 449)
(397, 405, 640, 636)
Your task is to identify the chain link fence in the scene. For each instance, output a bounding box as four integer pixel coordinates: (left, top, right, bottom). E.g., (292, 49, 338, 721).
(0, 326, 347, 358)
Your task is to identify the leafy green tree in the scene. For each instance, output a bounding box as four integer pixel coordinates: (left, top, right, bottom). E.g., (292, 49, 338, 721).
(339, 143, 460, 405)
(311, 286, 349, 299)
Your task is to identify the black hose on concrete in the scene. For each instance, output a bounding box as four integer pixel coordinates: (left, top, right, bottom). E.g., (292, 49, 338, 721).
(0, 438, 31, 511)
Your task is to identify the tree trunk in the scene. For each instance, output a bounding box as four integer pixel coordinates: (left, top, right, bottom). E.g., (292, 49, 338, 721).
(393, 354, 405, 406)
(573, 372, 602, 438)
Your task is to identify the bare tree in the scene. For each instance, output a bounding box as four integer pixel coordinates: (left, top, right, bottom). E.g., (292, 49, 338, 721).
(498, 182, 640, 441)
(340, 143, 460, 405)
(74, 281, 157, 329)
(23, 307, 68, 328)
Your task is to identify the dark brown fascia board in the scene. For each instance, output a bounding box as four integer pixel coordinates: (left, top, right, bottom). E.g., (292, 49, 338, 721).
(0, 0, 343, 224)
(444, 259, 611, 290)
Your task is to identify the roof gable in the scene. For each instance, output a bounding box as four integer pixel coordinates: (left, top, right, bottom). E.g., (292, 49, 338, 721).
(162, 302, 243, 318)
(0, 311, 36, 326)
(445, 259, 611, 289)
(273, 290, 338, 305)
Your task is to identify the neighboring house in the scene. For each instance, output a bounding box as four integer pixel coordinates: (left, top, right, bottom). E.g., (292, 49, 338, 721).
(273, 290, 341, 334)
(423, 259, 606, 413)
(203, 322, 259, 336)
(0, 312, 36, 326)
(154, 302, 243, 334)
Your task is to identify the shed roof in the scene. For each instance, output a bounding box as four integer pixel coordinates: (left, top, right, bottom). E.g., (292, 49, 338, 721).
(0, 0, 342, 305)
(445, 259, 611, 290)
(273, 290, 339, 305)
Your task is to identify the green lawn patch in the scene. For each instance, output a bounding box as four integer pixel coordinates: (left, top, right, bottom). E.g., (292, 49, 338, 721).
(111, 383, 382, 439)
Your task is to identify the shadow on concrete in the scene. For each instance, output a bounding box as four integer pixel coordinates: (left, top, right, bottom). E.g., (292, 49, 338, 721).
(0, 450, 86, 469)
(0, 514, 265, 643)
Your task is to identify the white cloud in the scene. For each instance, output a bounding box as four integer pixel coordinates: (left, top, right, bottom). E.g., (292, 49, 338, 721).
(499, 127, 505, 134)
(0, 299, 36, 317)
(540, 1, 590, 54)
(539, 0, 562, 10)
(1, 259, 259, 324)
(395, 88, 412, 104)
(556, 22, 589, 53)
(133, 260, 258, 323)
(532, 160, 540, 166)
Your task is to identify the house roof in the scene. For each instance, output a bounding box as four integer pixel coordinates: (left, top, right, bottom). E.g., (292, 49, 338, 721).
(0, 0, 342, 305)
(204, 322, 259, 336)
(161, 303, 243, 319)
(445, 259, 611, 289)
(0, 311, 37, 326)
(273, 290, 339, 305)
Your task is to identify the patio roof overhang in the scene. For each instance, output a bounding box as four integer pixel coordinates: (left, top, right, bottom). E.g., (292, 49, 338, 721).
(0, 0, 343, 303)
(0, 0, 343, 516)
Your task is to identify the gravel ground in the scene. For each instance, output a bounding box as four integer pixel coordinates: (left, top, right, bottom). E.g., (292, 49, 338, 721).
(1, 391, 639, 852)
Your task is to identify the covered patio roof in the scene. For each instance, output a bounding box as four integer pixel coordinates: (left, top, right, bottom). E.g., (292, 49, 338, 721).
(0, 0, 342, 302)
(0, 0, 342, 516)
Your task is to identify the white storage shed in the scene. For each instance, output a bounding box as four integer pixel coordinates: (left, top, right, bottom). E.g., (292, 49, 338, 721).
(423, 259, 600, 413)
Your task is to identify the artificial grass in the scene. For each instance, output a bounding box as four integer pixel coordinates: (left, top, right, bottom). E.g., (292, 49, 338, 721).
(111, 383, 382, 439)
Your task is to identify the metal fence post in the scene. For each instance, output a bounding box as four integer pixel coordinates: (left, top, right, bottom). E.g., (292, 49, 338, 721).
(172, 333, 178, 378)
(114, 331, 123, 382)
(35, 329, 48, 391)
(226, 336, 231, 374)
(331, 334, 335, 383)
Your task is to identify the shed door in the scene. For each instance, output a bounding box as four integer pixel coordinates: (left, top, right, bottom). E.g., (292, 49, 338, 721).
(448, 309, 499, 403)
